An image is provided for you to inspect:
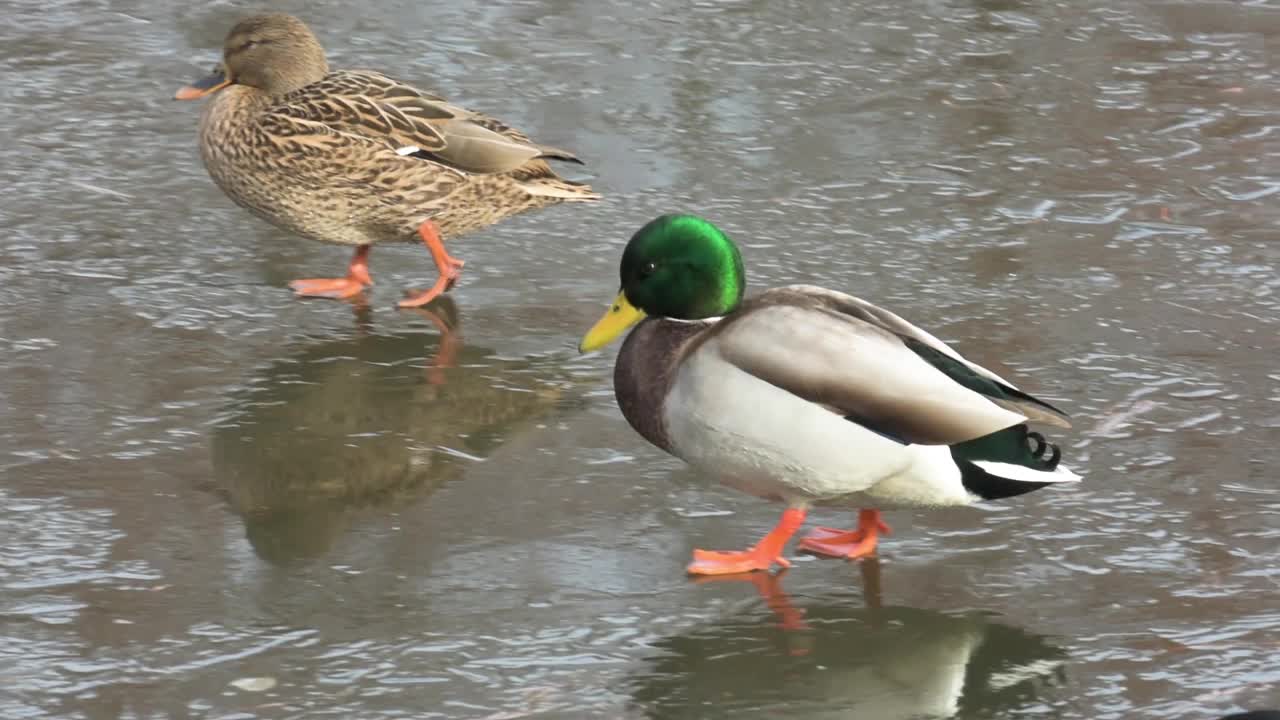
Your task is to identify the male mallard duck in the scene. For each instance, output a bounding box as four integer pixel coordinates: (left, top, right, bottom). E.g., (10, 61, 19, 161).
(175, 13, 599, 307)
(580, 214, 1080, 575)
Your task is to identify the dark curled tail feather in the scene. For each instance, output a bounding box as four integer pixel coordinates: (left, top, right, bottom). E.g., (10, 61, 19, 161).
(951, 424, 1065, 501)
(536, 145, 586, 165)
(1025, 431, 1061, 469)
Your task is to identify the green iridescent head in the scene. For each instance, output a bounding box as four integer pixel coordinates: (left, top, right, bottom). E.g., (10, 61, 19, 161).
(580, 214, 745, 352)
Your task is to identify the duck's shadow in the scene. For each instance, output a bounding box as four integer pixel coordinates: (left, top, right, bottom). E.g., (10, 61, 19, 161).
(629, 561, 1068, 719)
(209, 299, 575, 564)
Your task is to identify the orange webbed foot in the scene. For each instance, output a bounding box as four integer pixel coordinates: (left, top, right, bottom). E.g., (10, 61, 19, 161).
(288, 276, 369, 299)
(289, 245, 372, 300)
(687, 547, 792, 576)
(398, 275, 456, 308)
(686, 507, 807, 576)
(400, 220, 465, 306)
(798, 510, 891, 560)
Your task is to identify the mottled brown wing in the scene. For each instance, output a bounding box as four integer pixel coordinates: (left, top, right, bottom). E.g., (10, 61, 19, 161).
(267, 70, 580, 175)
(266, 71, 451, 154)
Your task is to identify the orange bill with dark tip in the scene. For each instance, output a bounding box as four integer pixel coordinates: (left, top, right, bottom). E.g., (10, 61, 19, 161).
(174, 69, 231, 100)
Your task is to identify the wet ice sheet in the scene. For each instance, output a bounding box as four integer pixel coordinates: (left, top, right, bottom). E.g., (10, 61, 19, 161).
(1, 0, 1279, 717)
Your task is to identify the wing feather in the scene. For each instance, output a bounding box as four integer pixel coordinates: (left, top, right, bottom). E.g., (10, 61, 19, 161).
(704, 287, 1068, 445)
(262, 70, 580, 175)
(766, 286, 1071, 428)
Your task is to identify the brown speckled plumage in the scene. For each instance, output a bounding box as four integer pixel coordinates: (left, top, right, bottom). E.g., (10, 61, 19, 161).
(184, 14, 599, 251)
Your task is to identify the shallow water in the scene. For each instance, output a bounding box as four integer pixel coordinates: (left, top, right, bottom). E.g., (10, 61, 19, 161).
(1, 0, 1278, 717)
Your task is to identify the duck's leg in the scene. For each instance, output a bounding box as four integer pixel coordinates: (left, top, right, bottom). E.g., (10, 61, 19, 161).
(399, 220, 466, 309)
(797, 509, 891, 560)
(289, 245, 373, 299)
(687, 507, 806, 576)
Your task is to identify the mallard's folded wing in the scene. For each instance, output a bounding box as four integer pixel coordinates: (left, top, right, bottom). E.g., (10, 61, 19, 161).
(269, 70, 581, 175)
(758, 286, 1071, 428)
(704, 288, 1058, 445)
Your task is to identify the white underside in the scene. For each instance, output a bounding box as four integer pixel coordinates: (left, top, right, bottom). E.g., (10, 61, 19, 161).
(663, 350, 979, 510)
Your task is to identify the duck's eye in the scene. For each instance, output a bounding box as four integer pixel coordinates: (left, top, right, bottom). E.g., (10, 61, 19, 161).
(640, 262, 657, 277)
(236, 39, 262, 53)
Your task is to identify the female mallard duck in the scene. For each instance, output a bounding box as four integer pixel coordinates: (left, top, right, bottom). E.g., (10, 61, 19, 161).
(580, 214, 1081, 576)
(175, 13, 599, 307)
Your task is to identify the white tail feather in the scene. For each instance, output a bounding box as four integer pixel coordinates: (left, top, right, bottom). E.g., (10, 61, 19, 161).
(973, 460, 1081, 484)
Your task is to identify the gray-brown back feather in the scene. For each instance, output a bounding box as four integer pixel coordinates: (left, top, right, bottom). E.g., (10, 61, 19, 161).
(699, 286, 1063, 445)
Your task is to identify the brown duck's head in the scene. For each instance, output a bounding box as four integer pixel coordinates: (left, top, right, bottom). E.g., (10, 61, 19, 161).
(175, 14, 329, 100)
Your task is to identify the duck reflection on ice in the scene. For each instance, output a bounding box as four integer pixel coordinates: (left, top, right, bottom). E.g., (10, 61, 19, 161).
(632, 561, 1067, 720)
(210, 300, 569, 564)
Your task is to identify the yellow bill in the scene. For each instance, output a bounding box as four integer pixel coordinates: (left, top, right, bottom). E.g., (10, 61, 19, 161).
(579, 292, 646, 352)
